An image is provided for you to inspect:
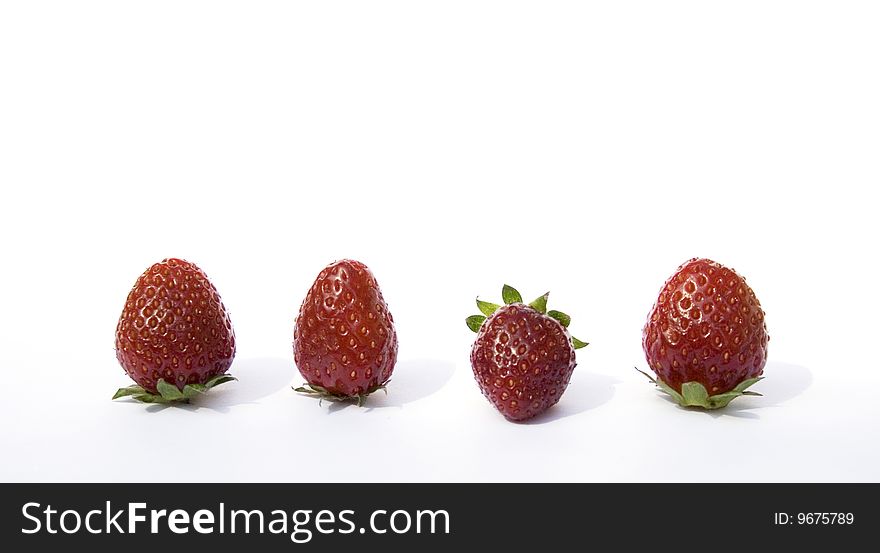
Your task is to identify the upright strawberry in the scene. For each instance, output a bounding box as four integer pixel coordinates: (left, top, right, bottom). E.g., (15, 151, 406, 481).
(293, 259, 398, 405)
(467, 285, 588, 422)
(113, 258, 236, 403)
(639, 258, 769, 409)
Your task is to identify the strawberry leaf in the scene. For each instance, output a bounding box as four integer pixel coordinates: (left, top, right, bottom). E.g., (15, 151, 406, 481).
(681, 382, 709, 406)
(294, 381, 389, 407)
(466, 315, 486, 332)
(501, 284, 522, 304)
(476, 298, 501, 317)
(528, 292, 549, 314)
(547, 310, 571, 328)
(636, 367, 764, 409)
(471, 286, 589, 354)
(132, 393, 170, 404)
(156, 379, 185, 401)
(571, 336, 589, 349)
(182, 384, 207, 399)
(112, 385, 146, 400)
(112, 374, 236, 405)
(732, 377, 763, 394)
(656, 379, 684, 404)
(703, 392, 743, 407)
(636, 368, 686, 404)
(204, 374, 237, 389)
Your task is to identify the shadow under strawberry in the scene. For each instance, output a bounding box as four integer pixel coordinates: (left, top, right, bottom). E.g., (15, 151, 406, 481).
(519, 371, 619, 425)
(312, 359, 456, 412)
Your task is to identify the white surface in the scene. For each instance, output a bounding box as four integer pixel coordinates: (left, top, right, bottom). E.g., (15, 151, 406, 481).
(1, 1, 878, 483)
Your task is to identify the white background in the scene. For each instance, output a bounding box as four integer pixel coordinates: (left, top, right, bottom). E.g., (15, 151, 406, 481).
(1, 1, 878, 483)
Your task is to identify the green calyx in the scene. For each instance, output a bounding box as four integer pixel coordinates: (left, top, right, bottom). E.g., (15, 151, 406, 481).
(467, 284, 588, 350)
(112, 374, 237, 404)
(635, 368, 763, 410)
(293, 381, 389, 407)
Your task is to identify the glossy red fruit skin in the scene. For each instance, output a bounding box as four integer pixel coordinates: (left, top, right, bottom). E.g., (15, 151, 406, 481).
(294, 260, 398, 397)
(643, 258, 768, 395)
(115, 258, 236, 393)
(470, 304, 576, 422)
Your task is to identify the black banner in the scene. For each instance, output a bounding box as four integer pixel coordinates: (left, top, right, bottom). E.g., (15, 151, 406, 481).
(1, 484, 875, 550)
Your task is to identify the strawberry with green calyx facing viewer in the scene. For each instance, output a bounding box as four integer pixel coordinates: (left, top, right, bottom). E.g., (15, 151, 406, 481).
(113, 258, 237, 404)
(467, 285, 588, 422)
(639, 258, 769, 409)
(293, 259, 398, 406)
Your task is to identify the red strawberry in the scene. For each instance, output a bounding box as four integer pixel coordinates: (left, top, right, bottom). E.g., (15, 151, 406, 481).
(113, 258, 236, 403)
(467, 285, 588, 422)
(293, 259, 398, 405)
(640, 258, 769, 409)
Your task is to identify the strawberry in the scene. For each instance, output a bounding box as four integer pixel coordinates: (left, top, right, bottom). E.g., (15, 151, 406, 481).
(639, 258, 769, 409)
(293, 259, 398, 405)
(467, 285, 588, 422)
(113, 258, 236, 403)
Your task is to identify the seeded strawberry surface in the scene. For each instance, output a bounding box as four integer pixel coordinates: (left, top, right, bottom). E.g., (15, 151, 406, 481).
(115, 258, 236, 394)
(466, 285, 587, 422)
(294, 259, 398, 399)
(642, 258, 768, 401)
(471, 304, 576, 421)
